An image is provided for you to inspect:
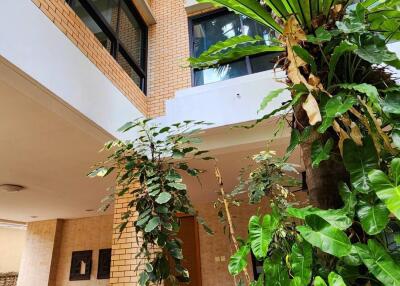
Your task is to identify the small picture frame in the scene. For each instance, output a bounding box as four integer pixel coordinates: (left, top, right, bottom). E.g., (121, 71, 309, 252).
(69, 250, 92, 281)
(97, 249, 112, 279)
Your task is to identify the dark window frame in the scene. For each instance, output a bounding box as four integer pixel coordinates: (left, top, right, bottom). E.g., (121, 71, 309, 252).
(188, 9, 276, 87)
(67, 0, 148, 93)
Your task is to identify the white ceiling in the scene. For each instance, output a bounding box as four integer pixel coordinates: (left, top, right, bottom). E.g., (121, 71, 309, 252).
(0, 58, 115, 223)
(0, 56, 302, 223)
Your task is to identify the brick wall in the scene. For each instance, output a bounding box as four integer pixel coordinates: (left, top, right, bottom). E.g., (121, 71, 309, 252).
(31, 0, 147, 115)
(146, 0, 192, 117)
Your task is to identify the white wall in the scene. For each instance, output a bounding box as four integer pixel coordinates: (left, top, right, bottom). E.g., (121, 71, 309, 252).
(0, 227, 26, 273)
(157, 70, 290, 129)
(0, 0, 143, 140)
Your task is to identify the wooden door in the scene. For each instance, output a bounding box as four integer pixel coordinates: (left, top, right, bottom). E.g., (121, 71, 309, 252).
(175, 215, 202, 286)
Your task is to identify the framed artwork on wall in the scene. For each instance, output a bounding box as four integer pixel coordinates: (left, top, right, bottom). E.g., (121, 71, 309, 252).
(69, 250, 92, 281)
(97, 248, 112, 279)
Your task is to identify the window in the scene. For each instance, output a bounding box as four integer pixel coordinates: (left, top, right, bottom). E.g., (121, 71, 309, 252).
(67, 0, 147, 92)
(189, 10, 277, 86)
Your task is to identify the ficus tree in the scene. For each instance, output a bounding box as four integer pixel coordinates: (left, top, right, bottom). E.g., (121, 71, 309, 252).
(188, 0, 400, 285)
(88, 119, 213, 285)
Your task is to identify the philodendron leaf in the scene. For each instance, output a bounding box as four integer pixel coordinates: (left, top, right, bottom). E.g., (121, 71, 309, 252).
(339, 83, 380, 112)
(263, 259, 289, 285)
(355, 240, 400, 286)
(383, 93, 400, 115)
(291, 241, 312, 284)
(258, 88, 286, 113)
(342, 246, 362, 266)
(328, 41, 357, 85)
(318, 95, 357, 133)
(290, 277, 303, 286)
(314, 276, 328, 286)
(297, 215, 352, 257)
(228, 244, 250, 275)
(287, 206, 352, 230)
(328, 272, 346, 286)
(307, 27, 332, 44)
(311, 138, 334, 168)
(369, 158, 400, 219)
(248, 214, 279, 259)
(155, 192, 172, 204)
(339, 182, 357, 217)
(357, 200, 389, 235)
(343, 137, 379, 193)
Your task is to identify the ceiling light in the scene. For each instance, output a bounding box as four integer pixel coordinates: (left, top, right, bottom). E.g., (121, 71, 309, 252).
(0, 184, 25, 192)
(85, 209, 94, 212)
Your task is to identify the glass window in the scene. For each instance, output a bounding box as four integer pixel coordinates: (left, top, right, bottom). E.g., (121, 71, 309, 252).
(119, 0, 144, 67)
(69, 1, 113, 52)
(191, 10, 277, 86)
(90, 0, 119, 30)
(68, 0, 147, 92)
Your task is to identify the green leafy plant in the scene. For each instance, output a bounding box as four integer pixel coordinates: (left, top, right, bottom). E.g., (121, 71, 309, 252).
(89, 119, 213, 285)
(189, 0, 400, 285)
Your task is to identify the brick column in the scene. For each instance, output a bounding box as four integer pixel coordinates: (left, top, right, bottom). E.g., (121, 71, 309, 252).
(110, 192, 144, 285)
(17, 219, 63, 286)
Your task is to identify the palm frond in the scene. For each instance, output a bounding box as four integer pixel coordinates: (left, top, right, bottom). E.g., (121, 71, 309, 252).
(188, 35, 284, 69)
(197, 0, 283, 33)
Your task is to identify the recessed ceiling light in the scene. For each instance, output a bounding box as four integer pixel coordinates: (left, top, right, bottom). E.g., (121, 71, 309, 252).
(30, 216, 38, 219)
(0, 184, 25, 192)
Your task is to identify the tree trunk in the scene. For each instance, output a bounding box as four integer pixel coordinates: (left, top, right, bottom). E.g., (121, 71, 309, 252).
(301, 140, 348, 209)
(294, 105, 349, 209)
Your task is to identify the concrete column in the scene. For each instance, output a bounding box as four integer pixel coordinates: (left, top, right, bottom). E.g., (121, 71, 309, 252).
(17, 219, 63, 286)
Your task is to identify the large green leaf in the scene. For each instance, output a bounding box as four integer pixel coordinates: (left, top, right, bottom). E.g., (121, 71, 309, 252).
(287, 206, 352, 230)
(263, 0, 291, 19)
(297, 215, 352, 257)
(339, 182, 357, 217)
(248, 214, 279, 259)
(357, 200, 389, 235)
(383, 93, 400, 115)
(311, 138, 334, 168)
(318, 95, 357, 133)
(188, 35, 284, 68)
(355, 240, 400, 286)
(339, 83, 380, 112)
(228, 244, 250, 275)
(291, 241, 312, 284)
(314, 276, 328, 286)
(328, 272, 346, 286)
(328, 41, 357, 85)
(197, 0, 283, 33)
(369, 158, 400, 219)
(343, 137, 379, 193)
(263, 259, 289, 286)
(307, 27, 332, 44)
(355, 34, 399, 67)
(289, 277, 302, 286)
(342, 246, 362, 266)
